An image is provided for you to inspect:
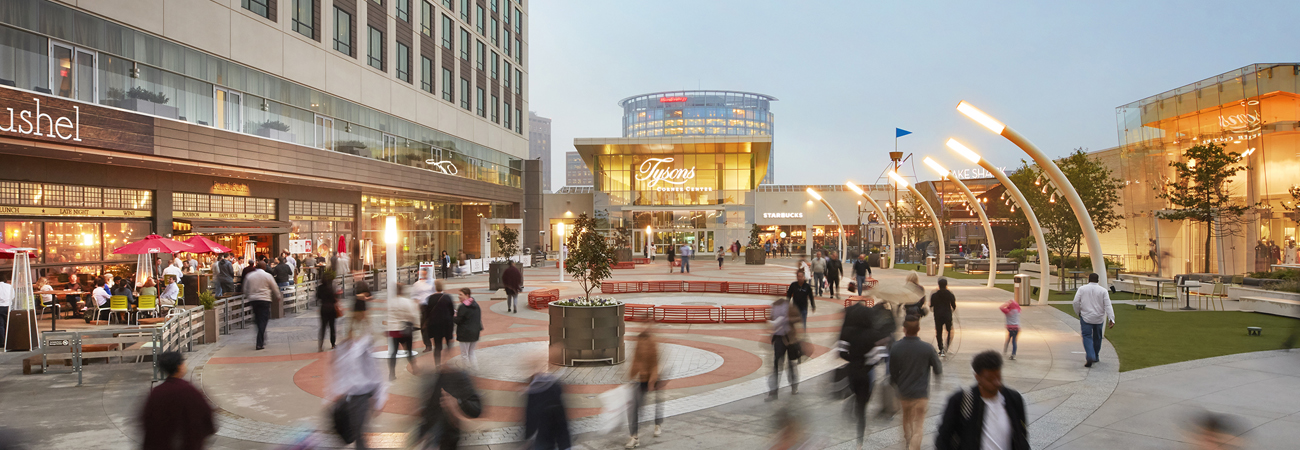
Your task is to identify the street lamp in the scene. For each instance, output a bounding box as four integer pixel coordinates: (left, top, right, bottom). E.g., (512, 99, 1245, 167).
(846, 181, 895, 268)
(924, 157, 997, 288)
(384, 216, 398, 292)
(888, 171, 944, 277)
(957, 101, 1108, 287)
(806, 187, 845, 261)
(947, 138, 1049, 304)
(553, 223, 569, 283)
(646, 225, 653, 258)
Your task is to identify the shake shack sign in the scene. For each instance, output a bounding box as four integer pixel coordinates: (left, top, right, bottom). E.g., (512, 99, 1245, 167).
(0, 86, 153, 154)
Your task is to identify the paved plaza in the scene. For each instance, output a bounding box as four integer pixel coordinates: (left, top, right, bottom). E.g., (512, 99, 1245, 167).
(1, 259, 1297, 449)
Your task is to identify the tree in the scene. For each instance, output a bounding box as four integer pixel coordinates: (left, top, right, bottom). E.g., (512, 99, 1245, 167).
(564, 212, 617, 300)
(493, 226, 519, 262)
(1156, 143, 1255, 273)
(746, 224, 763, 249)
(1008, 149, 1125, 270)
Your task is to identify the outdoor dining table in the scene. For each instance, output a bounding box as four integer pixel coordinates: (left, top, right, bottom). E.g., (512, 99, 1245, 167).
(1177, 281, 1201, 310)
(41, 290, 84, 332)
(1147, 277, 1175, 303)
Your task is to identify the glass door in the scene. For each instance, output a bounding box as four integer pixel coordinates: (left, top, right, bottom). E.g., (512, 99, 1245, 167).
(214, 88, 242, 132)
(383, 134, 398, 162)
(50, 42, 96, 101)
(315, 115, 334, 150)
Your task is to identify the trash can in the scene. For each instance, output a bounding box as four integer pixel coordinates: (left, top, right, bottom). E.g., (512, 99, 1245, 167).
(1014, 274, 1032, 306)
(926, 256, 938, 276)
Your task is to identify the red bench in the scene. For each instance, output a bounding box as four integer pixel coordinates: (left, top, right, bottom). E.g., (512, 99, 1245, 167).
(844, 296, 876, 308)
(726, 282, 789, 296)
(686, 281, 728, 293)
(646, 281, 684, 293)
(632, 258, 651, 264)
(612, 261, 636, 269)
(721, 305, 771, 323)
(527, 288, 560, 309)
(601, 281, 642, 294)
(624, 303, 656, 321)
(655, 305, 720, 323)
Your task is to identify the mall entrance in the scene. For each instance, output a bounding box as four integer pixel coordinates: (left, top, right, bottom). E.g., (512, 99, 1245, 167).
(635, 230, 716, 256)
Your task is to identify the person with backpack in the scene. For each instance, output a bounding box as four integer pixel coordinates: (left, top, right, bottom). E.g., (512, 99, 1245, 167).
(329, 325, 388, 449)
(935, 351, 1028, 450)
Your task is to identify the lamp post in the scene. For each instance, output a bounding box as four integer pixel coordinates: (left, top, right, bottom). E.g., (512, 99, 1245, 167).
(553, 223, 569, 283)
(957, 101, 1108, 287)
(889, 171, 944, 277)
(846, 181, 896, 269)
(646, 225, 653, 259)
(806, 188, 845, 260)
(947, 138, 1049, 304)
(384, 216, 398, 294)
(925, 157, 997, 288)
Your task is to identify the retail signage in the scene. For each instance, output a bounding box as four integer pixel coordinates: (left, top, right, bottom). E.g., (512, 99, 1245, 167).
(763, 212, 803, 219)
(423, 159, 460, 175)
(951, 167, 1007, 180)
(636, 157, 696, 188)
(0, 86, 153, 154)
(659, 97, 688, 103)
(174, 211, 275, 220)
(1219, 112, 1261, 134)
(0, 206, 150, 218)
(210, 182, 250, 196)
(289, 239, 312, 254)
(656, 186, 712, 192)
(288, 215, 354, 222)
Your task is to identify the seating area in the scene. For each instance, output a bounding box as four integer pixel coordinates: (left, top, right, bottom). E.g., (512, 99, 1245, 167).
(632, 258, 652, 264)
(601, 280, 801, 296)
(527, 288, 561, 309)
(612, 261, 636, 269)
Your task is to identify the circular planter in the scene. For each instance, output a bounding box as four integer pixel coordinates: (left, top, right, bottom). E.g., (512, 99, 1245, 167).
(745, 248, 767, 265)
(548, 301, 625, 366)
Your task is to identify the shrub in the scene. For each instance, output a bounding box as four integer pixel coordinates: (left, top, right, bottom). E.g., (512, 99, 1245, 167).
(259, 120, 291, 132)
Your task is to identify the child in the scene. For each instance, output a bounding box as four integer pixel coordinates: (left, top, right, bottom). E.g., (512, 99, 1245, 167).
(1000, 299, 1021, 360)
(717, 246, 725, 269)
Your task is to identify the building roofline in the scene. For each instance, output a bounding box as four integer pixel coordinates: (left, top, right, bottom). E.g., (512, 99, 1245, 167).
(1117, 63, 1299, 109)
(617, 90, 779, 107)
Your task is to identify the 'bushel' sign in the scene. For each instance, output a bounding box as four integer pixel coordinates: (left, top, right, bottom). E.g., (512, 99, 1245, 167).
(0, 86, 154, 155)
(0, 98, 80, 140)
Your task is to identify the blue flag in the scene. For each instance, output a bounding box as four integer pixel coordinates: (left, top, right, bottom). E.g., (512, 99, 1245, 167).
(896, 128, 913, 138)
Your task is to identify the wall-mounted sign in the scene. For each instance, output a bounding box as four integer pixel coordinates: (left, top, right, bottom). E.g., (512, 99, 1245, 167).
(289, 239, 312, 254)
(288, 215, 354, 222)
(763, 212, 803, 219)
(0, 206, 150, 218)
(950, 167, 1007, 180)
(636, 157, 696, 188)
(424, 159, 460, 175)
(210, 182, 250, 196)
(656, 186, 712, 192)
(174, 211, 275, 220)
(659, 97, 688, 103)
(0, 86, 153, 154)
(1219, 112, 1261, 134)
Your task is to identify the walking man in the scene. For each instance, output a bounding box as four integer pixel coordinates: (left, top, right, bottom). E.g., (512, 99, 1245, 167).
(139, 351, 216, 449)
(811, 251, 827, 297)
(786, 270, 814, 326)
(890, 316, 943, 450)
(767, 296, 801, 401)
(679, 243, 692, 273)
(931, 278, 957, 356)
(215, 253, 235, 297)
(1072, 273, 1115, 367)
(825, 251, 843, 298)
(502, 260, 523, 313)
(838, 297, 891, 448)
(423, 280, 457, 364)
(852, 253, 872, 296)
(935, 351, 1029, 450)
(243, 263, 283, 350)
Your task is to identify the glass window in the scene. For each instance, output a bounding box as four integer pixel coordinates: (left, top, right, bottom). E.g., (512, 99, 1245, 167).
(514, 37, 521, 63)
(459, 29, 470, 60)
(503, 100, 510, 128)
(490, 0, 498, 13)
(397, 0, 409, 22)
(515, 107, 521, 134)
(460, 78, 470, 110)
(476, 86, 484, 117)
(514, 68, 521, 95)
(51, 43, 96, 102)
(491, 94, 498, 122)
(45, 222, 100, 265)
(396, 42, 411, 82)
(442, 0, 451, 8)
(459, 0, 469, 21)
(475, 40, 484, 71)
(0, 222, 42, 265)
(242, 0, 271, 19)
(103, 222, 148, 262)
(214, 87, 241, 132)
(490, 18, 498, 46)
(421, 56, 433, 92)
(503, 62, 511, 90)
(476, 5, 485, 34)
(441, 15, 454, 48)
(334, 7, 353, 55)
(0, 26, 48, 92)
(368, 26, 384, 70)
(490, 51, 498, 79)
(503, 29, 510, 56)
(514, 8, 521, 33)
(293, 0, 315, 38)
(441, 67, 453, 101)
(420, 1, 433, 35)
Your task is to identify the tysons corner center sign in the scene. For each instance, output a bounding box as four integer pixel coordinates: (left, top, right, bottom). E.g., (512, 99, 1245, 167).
(0, 86, 154, 154)
(636, 157, 700, 191)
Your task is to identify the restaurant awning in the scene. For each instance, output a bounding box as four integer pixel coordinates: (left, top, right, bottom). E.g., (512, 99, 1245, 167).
(173, 218, 293, 234)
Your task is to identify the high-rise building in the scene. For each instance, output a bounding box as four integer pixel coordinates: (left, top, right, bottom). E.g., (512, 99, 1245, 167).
(529, 112, 552, 191)
(566, 151, 593, 186)
(0, 0, 529, 269)
(619, 90, 778, 184)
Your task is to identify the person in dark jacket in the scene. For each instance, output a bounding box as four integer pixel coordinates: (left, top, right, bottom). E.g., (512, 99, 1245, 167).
(424, 281, 457, 364)
(272, 256, 294, 287)
(852, 253, 873, 295)
(215, 253, 235, 297)
(930, 278, 957, 356)
(139, 351, 216, 450)
(665, 245, 676, 273)
(825, 251, 844, 298)
(501, 260, 523, 313)
(524, 344, 572, 450)
(935, 351, 1029, 450)
(414, 364, 483, 449)
(838, 298, 892, 448)
(317, 270, 340, 351)
(454, 288, 483, 368)
(786, 270, 815, 325)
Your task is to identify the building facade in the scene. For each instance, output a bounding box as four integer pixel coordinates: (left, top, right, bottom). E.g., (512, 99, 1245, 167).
(619, 90, 777, 184)
(0, 0, 528, 277)
(564, 151, 592, 186)
(528, 111, 551, 191)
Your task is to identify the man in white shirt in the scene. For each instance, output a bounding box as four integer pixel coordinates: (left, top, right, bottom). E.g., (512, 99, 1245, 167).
(160, 277, 179, 308)
(163, 260, 184, 284)
(935, 351, 1028, 450)
(85, 278, 112, 322)
(0, 274, 14, 342)
(1071, 272, 1116, 368)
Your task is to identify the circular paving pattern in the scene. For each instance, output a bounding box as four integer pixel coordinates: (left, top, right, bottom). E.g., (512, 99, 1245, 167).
(468, 341, 724, 384)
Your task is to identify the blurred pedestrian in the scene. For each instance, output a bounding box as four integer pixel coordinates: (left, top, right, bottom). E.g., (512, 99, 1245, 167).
(853, 253, 872, 296)
(524, 343, 572, 450)
(626, 328, 664, 448)
(768, 296, 802, 401)
(329, 325, 388, 449)
(424, 280, 456, 364)
(243, 262, 283, 351)
(931, 278, 957, 356)
(731, 240, 741, 262)
(837, 296, 890, 449)
(318, 270, 341, 351)
(454, 288, 482, 368)
(352, 270, 373, 322)
(215, 253, 235, 297)
(139, 351, 216, 450)
(679, 243, 692, 273)
(1000, 298, 1021, 360)
(387, 284, 420, 380)
(811, 251, 827, 297)
(786, 270, 814, 326)
(411, 268, 435, 348)
(1190, 412, 1244, 450)
(413, 364, 482, 449)
(717, 246, 725, 269)
(1071, 272, 1115, 367)
(666, 245, 675, 273)
(825, 251, 843, 299)
(935, 351, 1028, 450)
(502, 260, 523, 313)
(890, 316, 942, 450)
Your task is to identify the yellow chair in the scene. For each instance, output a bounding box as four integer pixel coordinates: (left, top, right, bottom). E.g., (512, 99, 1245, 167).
(136, 295, 158, 325)
(108, 295, 131, 325)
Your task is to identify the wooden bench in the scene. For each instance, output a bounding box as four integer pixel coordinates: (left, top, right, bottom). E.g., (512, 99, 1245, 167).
(632, 258, 651, 264)
(527, 288, 560, 309)
(612, 261, 636, 269)
(655, 305, 721, 323)
(721, 305, 770, 323)
(624, 303, 656, 322)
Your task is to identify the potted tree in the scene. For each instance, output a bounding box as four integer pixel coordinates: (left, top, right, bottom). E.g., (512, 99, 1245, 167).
(489, 226, 519, 291)
(336, 140, 368, 156)
(111, 87, 180, 119)
(745, 224, 767, 265)
(199, 291, 218, 344)
(255, 120, 296, 143)
(612, 227, 634, 263)
(550, 212, 623, 366)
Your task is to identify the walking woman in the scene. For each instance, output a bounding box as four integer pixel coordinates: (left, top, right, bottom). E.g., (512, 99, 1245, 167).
(717, 246, 725, 269)
(666, 245, 676, 273)
(454, 287, 483, 368)
(329, 322, 388, 449)
(626, 328, 664, 448)
(318, 270, 341, 351)
(387, 284, 420, 380)
(768, 296, 803, 400)
(1001, 297, 1021, 360)
(425, 280, 457, 365)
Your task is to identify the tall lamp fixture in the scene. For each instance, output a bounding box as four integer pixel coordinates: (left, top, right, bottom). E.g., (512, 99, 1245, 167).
(957, 101, 1108, 287)
(806, 188, 845, 260)
(384, 216, 398, 294)
(924, 157, 996, 288)
(846, 181, 895, 269)
(947, 138, 1049, 304)
(888, 171, 944, 277)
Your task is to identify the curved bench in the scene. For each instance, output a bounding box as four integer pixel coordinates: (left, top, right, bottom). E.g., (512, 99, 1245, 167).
(624, 303, 656, 322)
(612, 261, 636, 269)
(721, 305, 771, 323)
(632, 258, 652, 264)
(843, 296, 876, 308)
(655, 305, 721, 323)
(527, 288, 560, 309)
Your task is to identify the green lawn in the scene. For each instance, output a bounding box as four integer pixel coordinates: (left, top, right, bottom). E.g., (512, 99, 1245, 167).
(995, 284, 1144, 301)
(1051, 304, 1300, 371)
(892, 263, 1017, 280)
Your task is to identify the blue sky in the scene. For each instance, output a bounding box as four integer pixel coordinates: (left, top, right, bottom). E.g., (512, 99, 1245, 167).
(529, 0, 1297, 187)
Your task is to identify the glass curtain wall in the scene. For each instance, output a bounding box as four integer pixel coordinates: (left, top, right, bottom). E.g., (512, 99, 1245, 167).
(361, 195, 462, 269)
(597, 152, 754, 206)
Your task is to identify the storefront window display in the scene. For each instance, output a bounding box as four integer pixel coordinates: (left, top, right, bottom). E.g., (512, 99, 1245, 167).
(361, 195, 463, 269)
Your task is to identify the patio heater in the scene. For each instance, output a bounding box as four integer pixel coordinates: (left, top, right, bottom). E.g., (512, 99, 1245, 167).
(4, 249, 39, 351)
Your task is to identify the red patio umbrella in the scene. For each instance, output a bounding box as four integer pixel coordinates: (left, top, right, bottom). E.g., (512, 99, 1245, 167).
(112, 234, 196, 255)
(184, 235, 232, 254)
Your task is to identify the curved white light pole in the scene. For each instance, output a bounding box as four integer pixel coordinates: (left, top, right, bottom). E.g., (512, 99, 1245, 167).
(889, 171, 945, 277)
(958, 101, 1108, 287)
(846, 181, 895, 269)
(948, 139, 1049, 304)
(924, 157, 997, 288)
(806, 188, 845, 260)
